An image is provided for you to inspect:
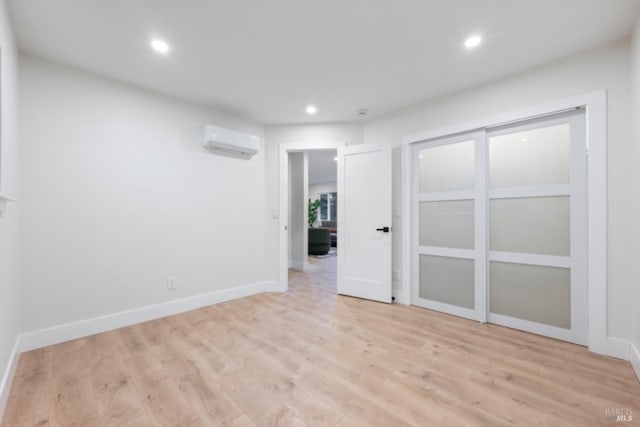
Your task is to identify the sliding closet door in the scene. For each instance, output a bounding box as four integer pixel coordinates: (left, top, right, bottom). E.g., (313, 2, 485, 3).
(410, 110, 587, 345)
(411, 131, 486, 321)
(487, 110, 587, 345)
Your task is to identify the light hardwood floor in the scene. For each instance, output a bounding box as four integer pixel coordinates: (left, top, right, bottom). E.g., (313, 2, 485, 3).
(2, 254, 639, 426)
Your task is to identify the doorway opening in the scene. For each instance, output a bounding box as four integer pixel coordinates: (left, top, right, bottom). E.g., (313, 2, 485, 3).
(278, 142, 345, 293)
(279, 141, 393, 303)
(287, 150, 338, 287)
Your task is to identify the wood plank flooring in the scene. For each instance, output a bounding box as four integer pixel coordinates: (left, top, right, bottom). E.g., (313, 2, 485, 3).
(2, 254, 639, 426)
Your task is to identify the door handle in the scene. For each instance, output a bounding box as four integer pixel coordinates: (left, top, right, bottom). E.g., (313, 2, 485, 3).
(376, 226, 390, 233)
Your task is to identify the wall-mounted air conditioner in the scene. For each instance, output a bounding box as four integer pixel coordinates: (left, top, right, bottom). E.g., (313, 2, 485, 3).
(202, 124, 260, 159)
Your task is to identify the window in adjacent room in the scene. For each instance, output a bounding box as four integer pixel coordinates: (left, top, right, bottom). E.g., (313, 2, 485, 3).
(319, 192, 337, 221)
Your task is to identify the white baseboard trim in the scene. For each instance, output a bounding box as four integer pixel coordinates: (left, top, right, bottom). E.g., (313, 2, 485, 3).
(630, 342, 640, 383)
(593, 338, 640, 382)
(289, 261, 309, 270)
(392, 286, 410, 305)
(588, 335, 632, 361)
(20, 281, 281, 352)
(602, 337, 632, 361)
(0, 335, 21, 424)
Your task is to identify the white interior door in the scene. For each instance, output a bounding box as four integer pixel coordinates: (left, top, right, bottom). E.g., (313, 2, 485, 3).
(337, 143, 392, 303)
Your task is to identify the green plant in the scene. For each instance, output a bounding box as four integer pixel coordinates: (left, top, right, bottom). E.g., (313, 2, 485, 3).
(308, 198, 320, 227)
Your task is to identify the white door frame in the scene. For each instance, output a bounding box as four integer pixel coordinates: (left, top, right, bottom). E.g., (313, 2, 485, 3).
(401, 90, 623, 358)
(278, 141, 346, 292)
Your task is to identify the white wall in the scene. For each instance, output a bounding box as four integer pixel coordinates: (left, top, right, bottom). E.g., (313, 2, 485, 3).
(18, 54, 267, 334)
(0, 0, 21, 416)
(364, 40, 634, 341)
(631, 16, 640, 373)
(264, 123, 362, 280)
(288, 152, 307, 269)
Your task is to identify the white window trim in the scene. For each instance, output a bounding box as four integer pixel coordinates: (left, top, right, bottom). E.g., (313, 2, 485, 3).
(400, 91, 624, 359)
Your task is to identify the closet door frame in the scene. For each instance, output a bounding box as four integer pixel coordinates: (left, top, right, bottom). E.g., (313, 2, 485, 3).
(400, 91, 613, 356)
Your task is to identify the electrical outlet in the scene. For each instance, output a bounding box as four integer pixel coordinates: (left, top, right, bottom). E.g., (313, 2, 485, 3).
(167, 276, 176, 290)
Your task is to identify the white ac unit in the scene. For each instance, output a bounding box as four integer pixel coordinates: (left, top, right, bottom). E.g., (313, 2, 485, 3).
(202, 124, 260, 159)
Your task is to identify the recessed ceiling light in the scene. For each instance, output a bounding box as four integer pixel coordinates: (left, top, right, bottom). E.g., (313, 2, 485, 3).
(464, 34, 482, 49)
(150, 38, 170, 54)
(305, 105, 317, 114)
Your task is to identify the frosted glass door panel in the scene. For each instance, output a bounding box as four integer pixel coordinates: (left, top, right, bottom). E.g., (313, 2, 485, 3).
(419, 140, 475, 193)
(419, 255, 474, 309)
(419, 200, 474, 249)
(490, 262, 570, 328)
(412, 111, 586, 344)
(490, 124, 570, 188)
(490, 196, 570, 256)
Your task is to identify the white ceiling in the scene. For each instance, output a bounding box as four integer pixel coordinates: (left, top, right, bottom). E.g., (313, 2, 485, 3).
(8, 0, 640, 124)
(308, 151, 337, 185)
